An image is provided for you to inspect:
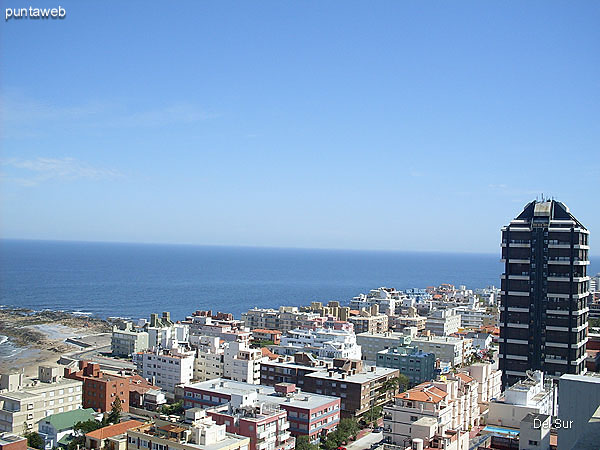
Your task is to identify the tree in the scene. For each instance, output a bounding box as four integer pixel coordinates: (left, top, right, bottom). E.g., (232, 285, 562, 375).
(160, 400, 184, 416)
(296, 435, 319, 450)
(363, 405, 383, 425)
(67, 419, 104, 450)
(24, 432, 44, 450)
(590, 318, 600, 328)
(251, 339, 275, 348)
(337, 417, 359, 440)
(382, 374, 410, 394)
(107, 396, 123, 424)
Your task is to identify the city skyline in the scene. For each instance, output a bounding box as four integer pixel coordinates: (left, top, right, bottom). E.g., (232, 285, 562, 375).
(2, 1, 599, 253)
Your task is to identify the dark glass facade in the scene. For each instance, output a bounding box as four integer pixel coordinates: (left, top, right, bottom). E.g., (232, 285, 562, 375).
(499, 200, 589, 387)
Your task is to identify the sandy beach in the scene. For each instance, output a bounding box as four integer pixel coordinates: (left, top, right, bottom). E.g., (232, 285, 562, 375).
(0, 308, 111, 377)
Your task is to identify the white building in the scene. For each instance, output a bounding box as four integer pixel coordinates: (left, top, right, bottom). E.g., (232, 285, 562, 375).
(519, 413, 551, 450)
(462, 363, 502, 412)
(273, 328, 362, 360)
(557, 373, 600, 450)
(426, 308, 462, 336)
(223, 341, 266, 385)
(455, 306, 490, 329)
(411, 335, 473, 367)
(350, 287, 405, 316)
(356, 331, 412, 362)
(488, 371, 556, 429)
(383, 380, 470, 450)
(0, 366, 83, 434)
(192, 336, 225, 382)
(136, 348, 195, 394)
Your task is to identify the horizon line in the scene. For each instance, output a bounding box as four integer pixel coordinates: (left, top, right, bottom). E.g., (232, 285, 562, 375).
(0, 237, 505, 256)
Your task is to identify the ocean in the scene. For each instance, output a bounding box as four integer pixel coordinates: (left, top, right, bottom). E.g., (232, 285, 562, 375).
(1, 239, 597, 322)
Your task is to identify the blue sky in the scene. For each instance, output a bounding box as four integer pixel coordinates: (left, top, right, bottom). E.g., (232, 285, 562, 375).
(1, 1, 599, 253)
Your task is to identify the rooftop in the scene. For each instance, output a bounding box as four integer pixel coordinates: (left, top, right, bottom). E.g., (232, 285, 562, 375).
(86, 420, 144, 440)
(43, 408, 97, 431)
(304, 366, 398, 383)
(185, 379, 339, 409)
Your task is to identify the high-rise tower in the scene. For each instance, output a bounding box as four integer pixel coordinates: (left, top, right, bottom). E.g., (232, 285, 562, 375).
(499, 200, 589, 387)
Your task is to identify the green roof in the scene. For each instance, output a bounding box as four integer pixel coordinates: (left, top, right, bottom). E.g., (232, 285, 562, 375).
(57, 435, 75, 446)
(44, 408, 97, 431)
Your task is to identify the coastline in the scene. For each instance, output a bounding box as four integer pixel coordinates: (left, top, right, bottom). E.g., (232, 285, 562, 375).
(0, 307, 111, 377)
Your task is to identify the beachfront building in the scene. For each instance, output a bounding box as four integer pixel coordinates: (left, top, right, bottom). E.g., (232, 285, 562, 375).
(207, 392, 295, 450)
(272, 328, 361, 360)
(425, 308, 462, 336)
(0, 366, 83, 434)
(112, 322, 150, 357)
(134, 348, 195, 394)
(488, 371, 556, 429)
(182, 380, 340, 443)
(242, 307, 320, 334)
(37, 408, 99, 450)
(350, 287, 405, 316)
(376, 347, 435, 385)
(500, 200, 590, 387)
(184, 314, 251, 344)
(299, 301, 351, 322)
(126, 415, 250, 450)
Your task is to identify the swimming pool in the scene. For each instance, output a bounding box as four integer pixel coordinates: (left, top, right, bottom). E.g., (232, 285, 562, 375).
(483, 425, 520, 435)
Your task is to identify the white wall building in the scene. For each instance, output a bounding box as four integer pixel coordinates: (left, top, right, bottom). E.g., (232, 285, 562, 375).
(426, 308, 462, 336)
(273, 328, 362, 360)
(223, 341, 266, 385)
(463, 363, 502, 411)
(557, 374, 600, 450)
(411, 335, 472, 367)
(136, 348, 195, 394)
(0, 366, 83, 434)
(488, 371, 556, 429)
(192, 336, 225, 382)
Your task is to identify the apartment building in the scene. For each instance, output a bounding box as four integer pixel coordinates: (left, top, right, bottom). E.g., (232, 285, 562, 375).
(85, 420, 144, 450)
(376, 346, 435, 385)
(65, 361, 138, 412)
(454, 306, 491, 329)
(350, 287, 405, 316)
(0, 366, 83, 434)
(182, 379, 340, 443)
(207, 392, 295, 450)
(250, 329, 281, 345)
(299, 301, 351, 322)
(126, 416, 250, 450)
(500, 200, 590, 386)
(488, 371, 556, 429)
(259, 353, 330, 388)
(348, 306, 389, 334)
(223, 342, 266, 385)
(272, 328, 361, 360)
(242, 307, 321, 333)
(425, 308, 462, 336)
(302, 360, 399, 418)
(192, 336, 224, 382)
(389, 308, 427, 332)
(383, 380, 473, 450)
(134, 348, 195, 394)
(411, 335, 472, 367)
(356, 331, 412, 362)
(112, 322, 150, 357)
(462, 363, 502, 411)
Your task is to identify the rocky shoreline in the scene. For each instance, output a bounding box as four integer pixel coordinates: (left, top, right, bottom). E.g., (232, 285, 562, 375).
(0, 307, 111, 376)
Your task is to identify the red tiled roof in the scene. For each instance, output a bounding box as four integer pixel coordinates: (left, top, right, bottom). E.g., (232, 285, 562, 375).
(86, 420, 143, 440)
(396, 384, 448, 404)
